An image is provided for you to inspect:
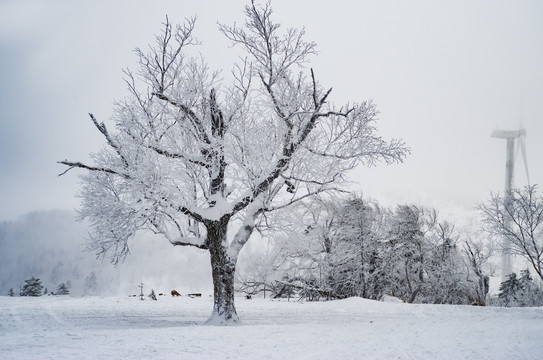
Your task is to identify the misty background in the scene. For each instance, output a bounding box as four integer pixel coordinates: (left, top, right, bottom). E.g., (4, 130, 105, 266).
(1, 0, 541, 295)
(0, 210, 213, 295)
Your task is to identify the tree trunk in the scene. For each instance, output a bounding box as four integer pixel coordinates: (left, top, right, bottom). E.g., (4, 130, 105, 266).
(205, 217, 239, 325)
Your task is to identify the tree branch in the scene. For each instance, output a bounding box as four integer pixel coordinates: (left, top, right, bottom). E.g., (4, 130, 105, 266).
(152, 92, 211, 145)
(88, 113, 129, 167)
(170, 239, 208, 250)
(57, 161, 129, 178)
(148, 144, 210, 168)
(258, 72, 291, 128)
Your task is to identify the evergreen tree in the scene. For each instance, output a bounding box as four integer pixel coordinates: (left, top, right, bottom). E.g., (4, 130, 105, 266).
(498, 273, 520, 307)
(497, 270, 543, 307)
(20, 276, 44, 296)
(8, 288, 15, 297)
(56, 283, 70, 295)
(519, 269, 533, 286)
(517, 269, 543, 307)
(327, 198, 383, 299)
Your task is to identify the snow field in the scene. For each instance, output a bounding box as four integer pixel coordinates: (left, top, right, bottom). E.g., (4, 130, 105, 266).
(1, 295, 542, 359)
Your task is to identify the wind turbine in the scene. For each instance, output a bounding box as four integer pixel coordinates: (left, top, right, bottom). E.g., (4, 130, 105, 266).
(491, 128, 530, 280)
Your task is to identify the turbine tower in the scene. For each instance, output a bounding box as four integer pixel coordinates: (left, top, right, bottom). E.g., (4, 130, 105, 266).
(491, 128, 529, 280)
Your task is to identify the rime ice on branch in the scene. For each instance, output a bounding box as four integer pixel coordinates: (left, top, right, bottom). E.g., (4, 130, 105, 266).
(59, 1, 408, 324)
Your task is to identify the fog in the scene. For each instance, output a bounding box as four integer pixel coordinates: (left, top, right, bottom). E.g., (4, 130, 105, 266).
(1, 0, 541, 222)
(0, 210, 212, 296)
(0, 0, 542, 292)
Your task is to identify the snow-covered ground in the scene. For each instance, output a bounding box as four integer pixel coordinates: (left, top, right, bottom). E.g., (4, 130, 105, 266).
(1, 295, 542, 360)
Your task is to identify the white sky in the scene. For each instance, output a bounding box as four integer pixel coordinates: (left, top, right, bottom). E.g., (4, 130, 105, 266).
(1, 0, 542, 228)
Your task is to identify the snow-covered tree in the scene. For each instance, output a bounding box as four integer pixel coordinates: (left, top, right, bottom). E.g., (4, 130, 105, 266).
(267, 197, 393, 301)
(264, 196, 482, 304)
(383, 205, 434, 303)
(50, 261, 64, 287)
(20, 276, 43, 297)
(8, 288, 15, 297)
(260, 198, 343, 300)
(479, 185, 543, 282)
(236, 247, 281, 298)
(498, 272, 519, 306)
(59, 1, 407, 323)
(326, 198, 386, 299)
(85, 272, 97, 295)
(498, 270, 543, 307)
(422, 221, 473, 304)
(463, 238, 493, 305)
(517, 269, 543, 306)
(56, 283, 70, 295)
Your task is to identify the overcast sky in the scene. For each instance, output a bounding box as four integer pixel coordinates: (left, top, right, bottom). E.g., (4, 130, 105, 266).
(1, 0, 542, 227)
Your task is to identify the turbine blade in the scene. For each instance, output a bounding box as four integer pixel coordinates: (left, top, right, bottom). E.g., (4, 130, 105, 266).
(514, 134, 521, 161)
(520, 136, 530, 185)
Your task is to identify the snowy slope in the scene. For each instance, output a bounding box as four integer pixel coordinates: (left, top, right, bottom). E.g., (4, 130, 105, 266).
(1, 295, 542, 360)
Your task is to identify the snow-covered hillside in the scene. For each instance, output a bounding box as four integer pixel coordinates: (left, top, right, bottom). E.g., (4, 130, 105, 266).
(1, 295, 542, 359)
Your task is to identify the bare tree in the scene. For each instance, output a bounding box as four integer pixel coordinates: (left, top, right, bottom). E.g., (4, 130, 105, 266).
(59, 1, 408, 323)
(479, 185, 543, 282)
(463, 238, 493, 305)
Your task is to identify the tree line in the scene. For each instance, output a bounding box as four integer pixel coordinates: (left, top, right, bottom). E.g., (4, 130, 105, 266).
(8, 276, 71, 297)
(237, 188, 543, 307)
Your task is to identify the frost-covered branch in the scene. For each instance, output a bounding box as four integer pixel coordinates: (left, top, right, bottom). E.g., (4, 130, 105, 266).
(479, 185, 543, 281)
(88, 113, 128, 166)
(57, 161, 129, 178)
(147, 144, 210, 168)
